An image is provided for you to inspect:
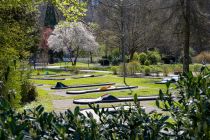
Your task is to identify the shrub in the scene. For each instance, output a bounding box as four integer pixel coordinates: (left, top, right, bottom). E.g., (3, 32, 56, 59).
(147, 51, 161, 64)
(139, 52, 147, 64)
(111, 66, 118, 75)
(127, 61, 140, 76)
(132, 52, 139, 61)
(36, 70, 40, 75)
(107, 55, 112, 62)
(20, 81, 38, 104)
(151, 66, 161, 76)
(111, 57, 120, 66)
(144, 67, 151, 76)
(118, 63, 128, 76)
(99, 59, 110, 66)
(157, 67, 210, 139)
(174, 64, 182, 75)
(163, 65, 169, 76)
(125, 55, 130, 63)
(111, 48, 120, 58)
(144, 59, 150, 66)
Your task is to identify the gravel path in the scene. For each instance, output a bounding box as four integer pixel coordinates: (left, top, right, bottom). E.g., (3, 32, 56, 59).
(52, 98, 161, 113)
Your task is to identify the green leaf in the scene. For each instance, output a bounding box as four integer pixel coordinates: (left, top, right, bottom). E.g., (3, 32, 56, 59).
(159, 89, 164, 100)
(134, 94, 138, 104)
(156, 99, 160, 108)
(74, 106, 80, 116)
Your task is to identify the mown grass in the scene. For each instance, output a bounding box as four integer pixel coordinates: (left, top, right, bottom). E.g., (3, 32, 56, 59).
(19, 88, 67, 112)
(25, 62, 207, 112)
(31, 74, 167, 97)
(41, 62, 209, 75)
(26, 73, 173, 111)
(49, 62, 95, 67)
(26, 62, 185, 112)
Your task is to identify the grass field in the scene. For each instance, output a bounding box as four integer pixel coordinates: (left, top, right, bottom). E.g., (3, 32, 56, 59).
(23, 62, 207, 112)
(25, 71, 174, 112)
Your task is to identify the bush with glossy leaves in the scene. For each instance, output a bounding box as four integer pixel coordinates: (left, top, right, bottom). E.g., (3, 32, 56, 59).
(156, 66, 210, 139)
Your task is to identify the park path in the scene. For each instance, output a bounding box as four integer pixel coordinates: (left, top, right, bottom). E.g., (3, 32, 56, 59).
(52, 98, 161, 114)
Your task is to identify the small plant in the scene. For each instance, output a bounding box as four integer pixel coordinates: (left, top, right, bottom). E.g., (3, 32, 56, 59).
(174, 64, 182, 75)
(151, 66, 161, 76)
(147, 50, 161, 65)
(144, 67, 151, 76)
(144, 59, 150, 66)
(132, 52, 139, 61)
(36, 70, 40, 75)
(127, 61, 140, 76)
(118, 63, 128, 76)
(139, 52, 147, 65)
(111, 66, 118, 75)
(20, 81, 38, 104)
(111, 57, 120, 66)
(163, 65, 169, 76)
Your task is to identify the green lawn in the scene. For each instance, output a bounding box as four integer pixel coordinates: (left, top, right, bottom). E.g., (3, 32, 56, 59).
(49, 62, 95, 67)
(31, 74, 167, 97)
(19, 88, 67, 112)
(23, 62, 207, 112)
(25, 72, 173, 112)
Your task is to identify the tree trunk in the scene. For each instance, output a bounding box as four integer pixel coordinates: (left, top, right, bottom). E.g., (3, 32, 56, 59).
(129, 49, 135, 61)
(183, 0, 190, 73)
(72, 48, 79, 66)
(90, 52, 93, 63)
(72, 58, 77, 66)
(33, 53, 36, 70)
(120, 1, 127, 85)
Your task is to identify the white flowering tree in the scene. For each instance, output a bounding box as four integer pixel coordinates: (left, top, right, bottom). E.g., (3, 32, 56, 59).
(48, 22, 98, 65)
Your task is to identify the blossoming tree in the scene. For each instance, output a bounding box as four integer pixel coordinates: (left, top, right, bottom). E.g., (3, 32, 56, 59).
(48, 22, 98, 65)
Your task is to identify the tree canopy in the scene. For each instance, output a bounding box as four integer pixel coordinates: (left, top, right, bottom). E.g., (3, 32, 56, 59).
(0, 0, 87, 104)
(48, 22, 99, 65)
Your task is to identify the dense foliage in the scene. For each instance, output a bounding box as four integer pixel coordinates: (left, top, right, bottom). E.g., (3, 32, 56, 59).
(156, 67, 210, 139)
(0, 1, 39, 105)
(0, 0, 87, 105)
(0, 67, 209, 139)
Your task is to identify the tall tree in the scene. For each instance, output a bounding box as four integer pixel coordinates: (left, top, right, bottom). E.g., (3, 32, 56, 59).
(157, 0, 210, 72)
(96, 0, 153, 60)
(0, 0, 87, 103)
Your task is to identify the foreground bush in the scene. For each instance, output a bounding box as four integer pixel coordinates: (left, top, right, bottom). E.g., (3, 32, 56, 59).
(20, 81, 38, 104)
(0, 67, 209, 139)
(157, 67, 210, 139)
